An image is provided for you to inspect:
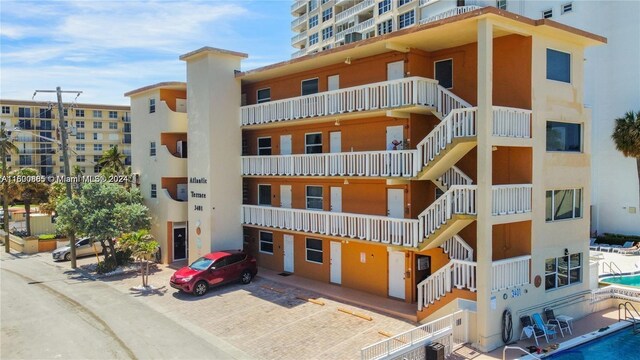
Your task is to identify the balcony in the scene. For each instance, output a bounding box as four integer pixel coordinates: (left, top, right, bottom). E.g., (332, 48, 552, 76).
(153, 100, 187, 133)
(291, 13, 308, 31)
(158, 145, 187, 177)
(291, 30, 307, 47)
(335, 0, 375, 23)
(334, 18, 375, 43)
(491, 255, 531, 292)
(291, 0, 306, 15)
(241, 76, 439, 127)
(491, 184, 532, 217)
(292, 49, 307, 59)
(160, 189, 188, 222)
(419, 5, 481, 25)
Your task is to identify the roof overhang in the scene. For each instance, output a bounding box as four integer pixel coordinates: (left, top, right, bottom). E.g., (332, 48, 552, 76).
(124, 81, 186, 98)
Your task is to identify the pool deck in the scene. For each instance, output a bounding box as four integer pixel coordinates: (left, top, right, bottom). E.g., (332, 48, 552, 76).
(450, 307, 630, 360)
(590, 250, 640, 276)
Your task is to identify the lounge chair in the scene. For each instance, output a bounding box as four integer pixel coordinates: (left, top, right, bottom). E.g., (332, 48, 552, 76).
(620, 242, 640, 255)
(612, 241, 634, 253)
(532, 313, 557, 343)
(519, 315, 545, 346)
(589, 238, 600, 251)
(544, 308, 572, 336)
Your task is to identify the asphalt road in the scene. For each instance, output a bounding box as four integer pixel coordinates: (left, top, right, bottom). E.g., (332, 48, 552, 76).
(0, 253, 252, 360)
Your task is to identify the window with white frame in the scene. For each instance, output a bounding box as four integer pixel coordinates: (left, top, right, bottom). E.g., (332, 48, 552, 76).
(377, 19, 393, 35)
(378, 0, 391, 15)
(561, 2, 573, 14)
(305, 238, 323, 264)
(93, 121, 102, 129)
(305, 132, 322, 153)
(398, 10, 415, 29)
(322, 8, 332, 22)
(309, 33, 319, 46)
(257, 88, 271, 103)
(398, 0, 412, 7)
(545, 253, 581, 290)
(309, 0, 318, 11)
(322, 26, 333, 40)
(547, 49, 571, 83)
(546, 188, 582, 222)
(435, 59, 453, 89)
(76, 132, 85, 140)
(309, 15, 318, 28)
(1, 106, 9, 114)
(109, 122, 117, 130)
(75, 109, 85, 117)
(94, 155, 101, 163)
(150, 184, 157, 198)
(93, 110, 102, 118)
(301, 78, 319, 96)
(259, 231, 274, 254)
(18, 107, 31, 117)
(306, 185, 323, 210)
(542, 8, 553, 18)
(108, 111, 118, 119)
(258, 184, 272, 206)
(76, 120, 85, 128)
(546, 121, 581, 152)
(94, 144, 102, 152)
(496, 0, 507, 10)
(76, 144, 85, 151)
(149, 98, 156, 113)
(150, 141, 156, 156)
(257, 137, 272, 155)
(76, 155, 85, 162)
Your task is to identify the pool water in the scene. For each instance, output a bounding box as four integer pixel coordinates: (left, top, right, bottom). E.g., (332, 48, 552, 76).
(547, 327, 640, 359)
(602, 274, 640, 288)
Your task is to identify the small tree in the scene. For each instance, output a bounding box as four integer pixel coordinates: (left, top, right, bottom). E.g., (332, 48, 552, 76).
(119, 230, 158, 288)
(612, 111, 640, 204)
(40, 182, 66, 215)
(7, 168, 49, 236)
(99, 145, 126, 177)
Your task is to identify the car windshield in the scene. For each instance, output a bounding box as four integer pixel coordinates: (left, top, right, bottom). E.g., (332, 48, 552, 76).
(189, 257, 214, 271)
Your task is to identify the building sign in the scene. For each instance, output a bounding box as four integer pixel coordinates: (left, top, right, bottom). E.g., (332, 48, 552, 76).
(189, 178, 208, 211)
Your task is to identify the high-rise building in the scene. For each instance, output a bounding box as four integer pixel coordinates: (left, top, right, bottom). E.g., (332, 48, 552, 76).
(0, 100, 131, 176)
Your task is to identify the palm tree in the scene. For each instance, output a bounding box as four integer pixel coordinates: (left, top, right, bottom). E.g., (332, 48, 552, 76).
(98, 145, 125, 177)
(7, 168, 50, 236)
(119, 230, 158, 288)
(1, 123, 19, 252)
(612, 111, 640, 204)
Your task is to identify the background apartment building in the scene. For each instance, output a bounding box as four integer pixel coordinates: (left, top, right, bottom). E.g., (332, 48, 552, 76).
(130, 6, 603, 351)
(292, 0, 640, 236)
(0, 100, 131, 176)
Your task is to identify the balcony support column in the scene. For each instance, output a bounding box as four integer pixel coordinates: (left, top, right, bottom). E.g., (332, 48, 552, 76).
(474, 18, 495, 352)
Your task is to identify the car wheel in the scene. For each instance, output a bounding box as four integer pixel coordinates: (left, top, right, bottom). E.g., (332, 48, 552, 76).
(193, 281, 208, 296)
(241, 270, 253, 285)
(64, 253, 70, 261)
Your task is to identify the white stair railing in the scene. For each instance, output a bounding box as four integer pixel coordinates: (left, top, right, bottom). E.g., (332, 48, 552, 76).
(491, 184, 532, 216)
(440, 235, 473, 261)
(437, 165, 473, 188)
(451, 259, 477, 291)
(418, 185, 477, 241)
(491, 255, 531, 292)
(437, 86, 472, 118)
(417, 259, 477, 311)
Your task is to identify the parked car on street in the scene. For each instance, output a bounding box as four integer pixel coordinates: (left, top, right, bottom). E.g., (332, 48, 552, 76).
(170, 250, 257, 296)
(52, 237, 103, 261)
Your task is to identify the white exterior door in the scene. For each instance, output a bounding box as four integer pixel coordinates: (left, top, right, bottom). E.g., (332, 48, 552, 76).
(330, 131, 341, 153)
(388, 251, 405, 299)
(280, 185, 292, 208)
(283, 234, 294, 273)
(328, 75, 340, 91)
(387, 188, 404, 218)
(387, 61, 404, 81)
(330, 187, 342, 212)
(280, 135, 292, 155)
(386, 125, 404, 150)
(330, 241, 342, 284)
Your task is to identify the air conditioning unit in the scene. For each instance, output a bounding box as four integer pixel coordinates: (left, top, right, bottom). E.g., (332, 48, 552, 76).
(345, 32, 362, 44)
(176, 140, 187, 158)
(176, 183, 188, 202)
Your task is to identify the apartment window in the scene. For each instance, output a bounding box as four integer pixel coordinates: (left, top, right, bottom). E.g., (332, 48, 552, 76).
(305, 238, 323, 264)
(108, 111, 118, 119)
(301, 78, 319, 96)
(257, 137, 272, 155)
(309, 33, 319, 46)
(93, 121, 102, 129)
(496, 0, 507, 10)
(398, 10, 415, 29)
(18, 107, 32, 117)
(322, 8, 332, 22)
(377, 19, 393, 36)
(561, 2, 573, 14)
(257, 88, 271, 104)
(94, 155, 101, 163)
(309, 0, 318, 11)
(546, 188, 582, 222)
(150, 184, 157, 198)
(19, 155, 32, 165)
(93, 110, 102, 118)
(150, 141, 156, 156)
(1, 106, 9, 114)
(18, 119, 31, 130)
(258, 184, 272, 206)
(545, 253, 582, 290)
(305, 132, 322, 154)
(546, 121, 581, 152)
(75, 109, 85, 117)
(76, 132, 85, 140)
(109, 122, 117, 130)
(435, 59, 453, 89)
(378, 0, 391, 14)
(76, 155, 85, 163)
(398, 0, 412, 7)
(93, 133, 99, 140)
(322, 26, 333, 40)
(94, 144, 102, 152)
(259, 231, 274, 254)
(39, 108, 52, 119)
(63, 108, 68, 117)
(542, 9, 553, 19)
(149, 98, 156, 113)
(76, 120, 85, 128)
(547, 49, 571, 83)
(76, 144, 85, 151)
(39, 120, 52, 130)
(309, 15, 318, 28)
(306, 185, 323, 210)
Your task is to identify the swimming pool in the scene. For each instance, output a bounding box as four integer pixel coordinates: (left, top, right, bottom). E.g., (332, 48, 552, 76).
(602, 274, 640, 288)
(546, 327, 640, 359)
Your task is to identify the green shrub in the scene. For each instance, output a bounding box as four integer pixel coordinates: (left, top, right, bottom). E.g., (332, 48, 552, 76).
(596, 232, 640, 246)
(38, 234, 56, 240)
(115, 248, 132, 266)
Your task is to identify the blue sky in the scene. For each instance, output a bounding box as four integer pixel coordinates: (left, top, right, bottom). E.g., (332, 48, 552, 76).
(0, 0, 292, 105)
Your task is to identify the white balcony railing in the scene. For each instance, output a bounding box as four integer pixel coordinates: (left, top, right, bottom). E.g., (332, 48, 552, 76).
(419, 5, 481, 25)
(335, 17, 376, 42)
(291, 13, 308, 29)
(242, 205, 419, 247)
(292, 49, 306, 58)
(241, 76, 438, 126)
(335, 0, 375, 23)
(242, 150, 417, 178)
(418, 185, 477, 241)
(291, 30, 307, 45)
(491, 255, 531, 292)
(491, 184, 532, 216)
(492, 106, 531, 138)
(291, 0, 306, 13)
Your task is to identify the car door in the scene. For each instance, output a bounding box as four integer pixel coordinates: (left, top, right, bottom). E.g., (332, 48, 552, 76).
(76, 238, 90, 256)
(205, 257, 229, 286)
(225, 254, 245, 282)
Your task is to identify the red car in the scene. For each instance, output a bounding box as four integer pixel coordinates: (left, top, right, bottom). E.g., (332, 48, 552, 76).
(170, 250, 257, 296)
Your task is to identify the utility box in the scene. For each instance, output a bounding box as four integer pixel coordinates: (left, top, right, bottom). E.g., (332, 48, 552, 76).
(425, 342, 444, 360)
